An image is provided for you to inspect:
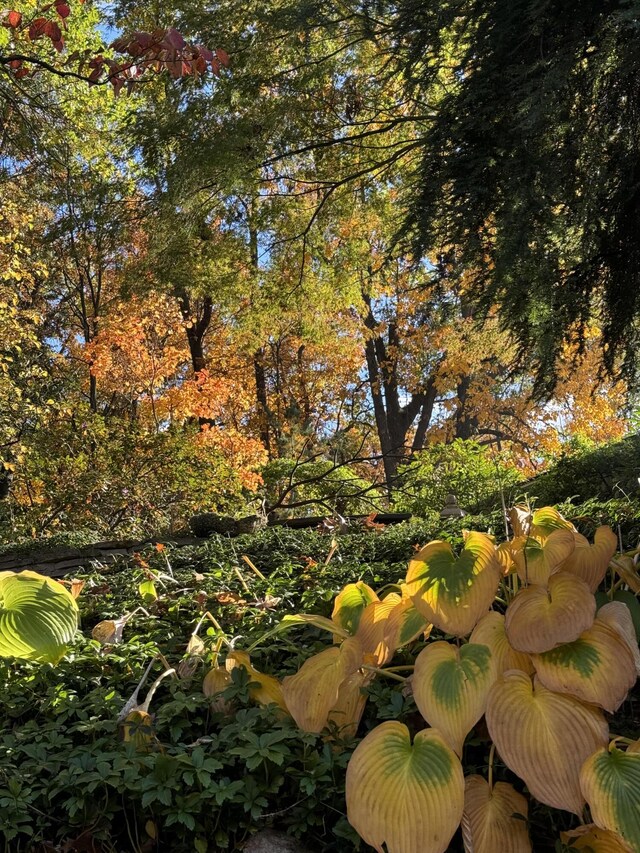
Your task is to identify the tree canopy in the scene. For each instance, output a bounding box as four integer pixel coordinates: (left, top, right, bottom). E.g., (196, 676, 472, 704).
(391, 0, 640, 387)
(0, 0, 633, 537)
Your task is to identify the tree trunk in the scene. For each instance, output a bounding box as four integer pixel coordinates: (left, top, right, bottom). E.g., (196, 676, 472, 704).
(254, 348, 271, 456)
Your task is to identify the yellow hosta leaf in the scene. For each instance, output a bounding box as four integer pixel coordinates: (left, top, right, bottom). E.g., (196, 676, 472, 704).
(470, 611, 534, 678)
(610, 556, 640, 594)
(532, 617, 636, 712)
(561, 823, 632, 852)
(332, 582, 378, 635)
(225, 650, 288, 712)
(530, 506, 575, 538)
(461, 776, 531, 853)
(512, 529, 575, 586)
(598, 601, 640, 675)
(346, 721, 464, 853)
(497, 540, 518, 576)
(413, 641, 494, 756)
(580, 745, 640, 852)
(486, 671, 609, 815)
(505, 573, 596, 654)
(383, 594, 431, 651)
(355, 597, 400, 665)
(406, 532, 501, 637)
(563, 527, 618, 592)
(202, 666, 233, 713)
(282, 637, 362, 733)
(327, 669, 372, 738)
(509, 505, 532, 539)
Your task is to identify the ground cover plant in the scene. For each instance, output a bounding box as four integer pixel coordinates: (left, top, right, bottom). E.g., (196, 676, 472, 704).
(1, 504, 640, 852)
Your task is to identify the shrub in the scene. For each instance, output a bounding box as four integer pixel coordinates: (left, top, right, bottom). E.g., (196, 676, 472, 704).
(395, 439, 524, 516)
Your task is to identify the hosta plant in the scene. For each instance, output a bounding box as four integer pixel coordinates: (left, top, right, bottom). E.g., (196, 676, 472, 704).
(0, 569, 78, 662)
(242, 505, 640, 852)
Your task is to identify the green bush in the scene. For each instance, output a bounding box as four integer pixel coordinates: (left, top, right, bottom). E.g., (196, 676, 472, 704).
(524, 434, 640, 505)
(260, 457, 384, 517)
(395, 439, 524, 516)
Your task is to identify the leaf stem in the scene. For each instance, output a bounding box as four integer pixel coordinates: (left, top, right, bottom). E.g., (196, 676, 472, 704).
(488, 742, 496, 792)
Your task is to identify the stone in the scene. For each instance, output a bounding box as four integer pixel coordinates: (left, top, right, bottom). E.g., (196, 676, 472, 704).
(439, 493, 466, 519)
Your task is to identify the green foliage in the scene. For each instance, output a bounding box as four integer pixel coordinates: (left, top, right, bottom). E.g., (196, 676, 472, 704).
(1, 501, 639, 850)
(0, 646, 355, 851)
(525, 435, 640, 505)
(261, 457, 383, 517)
(395, 439, 524, 516)
(5, 412, 250, 541)
(394, 0, 640, 385)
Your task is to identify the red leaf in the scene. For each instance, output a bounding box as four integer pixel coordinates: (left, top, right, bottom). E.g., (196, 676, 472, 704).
(29, 17, 49, 39)
(52, 39, 64, 52)
(9, 59, 22, 69)
(165, 27, 186, 50)
(109, 36, 129, 52)
(111, 76, 124, 97)
(6, 10, 22, 27)
(14, 67, 30, 78)
(198, 46, 213, 62)
(216, 48, 229, 67)
(87, 66, 102, 83)
(45, 20, 62, 42)
(55, 3, 70, 18)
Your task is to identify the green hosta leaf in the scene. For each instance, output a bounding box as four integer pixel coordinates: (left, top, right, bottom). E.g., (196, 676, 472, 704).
(413, 641, 494, 755)
(580, 745, 640, 851)
(0, 570, 78, 662)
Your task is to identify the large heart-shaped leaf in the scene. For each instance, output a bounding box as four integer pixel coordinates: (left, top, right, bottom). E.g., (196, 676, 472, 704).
(580, 745, 640, 852)
(0, 570, 78, 662)
(282, 637, 362, 733)
(505, 572, 596, 654)
(598, 601, 640, 675)
(406, 532, 501, 637)
(486, 671, 609, 815)
(346, 721, 464, 853)
(332, 582, 378, 636)
(532, 617, 636, 712)
(512, 529, 575, 586)
(470, 611, 534, 678)
(461, 776, 531, 853)
(413, 641, 494, 755)
(560, 823, 632, 852)
(563, 527, 618, 592)
(530, 506, 575, 538)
